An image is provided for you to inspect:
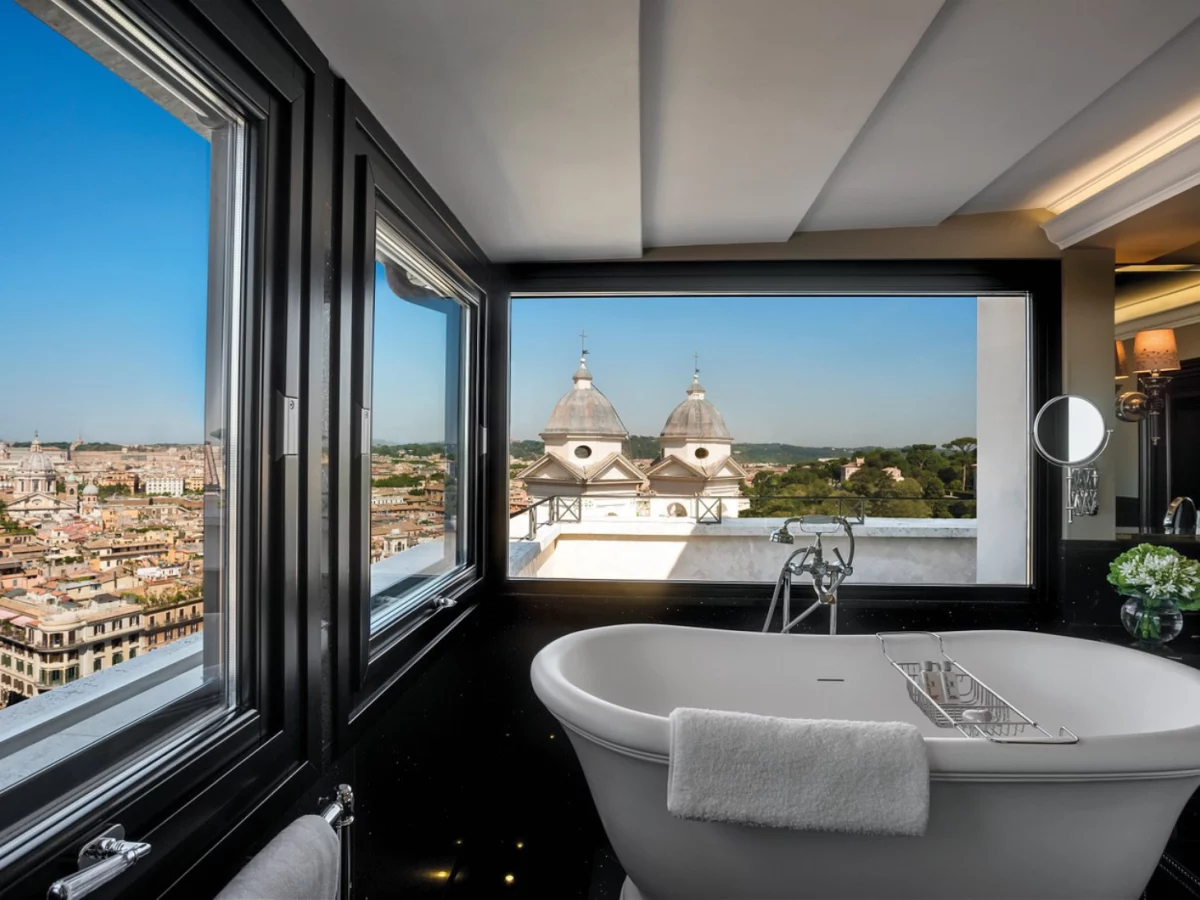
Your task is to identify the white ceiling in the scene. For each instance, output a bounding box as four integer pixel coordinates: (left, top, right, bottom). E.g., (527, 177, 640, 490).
(284, 0, 1200, 261)
(641, 0, 942, 246)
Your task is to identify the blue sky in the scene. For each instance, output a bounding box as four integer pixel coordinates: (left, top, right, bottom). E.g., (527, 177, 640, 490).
(0, 1, 978, 450)
(0, 1, 211, 444)
(373, 262, 450, 444)
(511, 296, 978, 447)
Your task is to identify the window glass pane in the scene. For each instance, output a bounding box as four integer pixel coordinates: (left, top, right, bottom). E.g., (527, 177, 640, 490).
(0, 0, 244, 800)
(509, 295, 1029, 586)
(368, 222, 470, 633)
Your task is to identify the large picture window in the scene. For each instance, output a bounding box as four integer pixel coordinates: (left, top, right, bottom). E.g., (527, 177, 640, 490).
(0, 0, 248, 823)
(508, 294, 1031, 586)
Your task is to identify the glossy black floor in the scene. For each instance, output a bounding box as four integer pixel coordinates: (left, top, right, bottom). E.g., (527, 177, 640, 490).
(305, 597, 1200, 899)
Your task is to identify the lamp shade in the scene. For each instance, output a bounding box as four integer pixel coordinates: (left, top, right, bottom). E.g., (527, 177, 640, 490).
(1115, 340, 1129, 380)
(1132, 328, 1181, 374)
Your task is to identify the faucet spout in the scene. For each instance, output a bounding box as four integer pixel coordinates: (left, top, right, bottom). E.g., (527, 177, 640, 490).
(1164, 497, 1197, 535)
(762, 516, 855, 634)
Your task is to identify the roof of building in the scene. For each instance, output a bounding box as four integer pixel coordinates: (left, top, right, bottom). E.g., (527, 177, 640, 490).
(17, 434, 55, 476)
(661, 372, 732, 440)
(542, 356, 629, 438)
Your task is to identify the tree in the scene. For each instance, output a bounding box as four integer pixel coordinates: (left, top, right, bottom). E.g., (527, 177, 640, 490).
(97, 483, 131, 499)
(843, 468, 932, 517)
(914, 473, 947, 500)
(941, 437, 978, 493)
(745, 462, 842, 518)
(904, 443, 944, 473)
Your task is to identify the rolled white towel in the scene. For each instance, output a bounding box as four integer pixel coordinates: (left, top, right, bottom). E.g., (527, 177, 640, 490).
(215, 815, 341, 900)
(668, 707, 929, 836)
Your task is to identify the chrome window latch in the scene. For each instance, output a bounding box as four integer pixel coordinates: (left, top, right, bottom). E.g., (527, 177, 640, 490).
(47, 825, 150, 900)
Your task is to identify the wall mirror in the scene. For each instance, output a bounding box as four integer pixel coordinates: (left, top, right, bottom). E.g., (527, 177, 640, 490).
(1113, 320, 1200, 536)
(1033, 395, 1110, 523)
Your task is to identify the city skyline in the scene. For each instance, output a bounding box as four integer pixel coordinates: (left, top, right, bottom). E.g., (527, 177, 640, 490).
(510, 295, 978, 447)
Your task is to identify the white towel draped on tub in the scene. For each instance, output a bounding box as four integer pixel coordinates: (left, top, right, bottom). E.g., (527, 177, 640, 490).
(667, 708, 930, 836)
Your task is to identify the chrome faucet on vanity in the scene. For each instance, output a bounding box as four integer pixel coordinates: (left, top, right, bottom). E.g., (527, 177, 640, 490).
(763, 515, 855, 635)
(1163, 496, 1198, 535)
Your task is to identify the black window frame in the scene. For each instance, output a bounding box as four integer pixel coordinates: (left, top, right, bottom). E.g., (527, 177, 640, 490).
(493, 260, 1063, 611)
(330, 84, 492, 752)
(0, 0, 328, 894)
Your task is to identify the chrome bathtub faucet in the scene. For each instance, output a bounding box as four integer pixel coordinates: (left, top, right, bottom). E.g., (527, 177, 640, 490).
(763, 516, 855, 635)
(1163, 496, 1197, 535)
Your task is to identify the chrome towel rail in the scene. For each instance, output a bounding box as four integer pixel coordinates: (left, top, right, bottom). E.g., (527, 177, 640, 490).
(321, 783, 355, 829)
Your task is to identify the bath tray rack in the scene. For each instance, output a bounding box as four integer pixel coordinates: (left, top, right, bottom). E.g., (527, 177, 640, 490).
(877, 632, 1079, 744)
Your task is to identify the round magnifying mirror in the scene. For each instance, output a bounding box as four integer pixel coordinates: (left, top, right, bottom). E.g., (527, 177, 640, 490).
(1032, 394, 1110, 467)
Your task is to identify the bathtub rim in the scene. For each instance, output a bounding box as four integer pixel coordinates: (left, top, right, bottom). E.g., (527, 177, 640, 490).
(532, 624, 1200, 781)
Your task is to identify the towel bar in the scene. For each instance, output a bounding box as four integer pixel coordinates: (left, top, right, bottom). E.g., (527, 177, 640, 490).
(321, 783, 355, 829)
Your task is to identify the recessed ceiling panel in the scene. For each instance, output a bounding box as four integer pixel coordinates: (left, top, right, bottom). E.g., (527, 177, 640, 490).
(641, 0, 942, 248)
(800, 0, 1200, 233)
(962, 20, 1200, 216)
(283, 0, 643, 261)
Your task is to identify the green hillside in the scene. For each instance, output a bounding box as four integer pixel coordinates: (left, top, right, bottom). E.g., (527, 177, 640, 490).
(509, 436, 873, 466)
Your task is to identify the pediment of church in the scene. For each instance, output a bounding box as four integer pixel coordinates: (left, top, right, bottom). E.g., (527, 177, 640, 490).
(586, 453, 647, 485)
(517, 454, 586, 484)
(714, 457, 749, 479)
(645, 456, 706, 479)
(7, 492, 73, 512)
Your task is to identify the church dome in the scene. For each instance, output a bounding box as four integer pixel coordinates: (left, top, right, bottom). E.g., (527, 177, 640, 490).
(83, 483, 99, 496)
(542, 357, 629, 437)
(19, 434, 55, 475)
(661, 373, 731, 440)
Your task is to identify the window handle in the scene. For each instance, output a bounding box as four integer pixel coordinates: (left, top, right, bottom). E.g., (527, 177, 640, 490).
(47, 825, 150, 900)
(360, 407, 371, 457)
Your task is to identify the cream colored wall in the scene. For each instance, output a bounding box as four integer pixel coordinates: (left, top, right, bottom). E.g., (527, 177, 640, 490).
(1060, 248, 1117, 541)
(1177, 321, 1200, 360)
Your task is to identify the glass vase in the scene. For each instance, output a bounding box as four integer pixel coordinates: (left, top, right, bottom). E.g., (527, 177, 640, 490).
(1119, 592, 1184, 646)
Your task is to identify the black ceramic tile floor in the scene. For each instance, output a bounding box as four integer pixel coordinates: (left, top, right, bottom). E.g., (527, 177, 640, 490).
(339, 597, 1200, 899)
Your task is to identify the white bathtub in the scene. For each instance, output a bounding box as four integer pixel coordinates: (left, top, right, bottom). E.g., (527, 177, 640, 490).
(531, 625, 1200, 900)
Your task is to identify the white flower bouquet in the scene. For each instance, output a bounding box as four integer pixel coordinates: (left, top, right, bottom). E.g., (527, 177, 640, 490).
(1108, 543, 1200, 610)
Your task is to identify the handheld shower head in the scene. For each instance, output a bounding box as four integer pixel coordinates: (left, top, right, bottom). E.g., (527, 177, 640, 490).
(769, 525, 794, 544)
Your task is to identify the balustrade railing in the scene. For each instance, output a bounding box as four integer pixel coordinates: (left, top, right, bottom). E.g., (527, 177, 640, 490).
(509, 492, 976, 540)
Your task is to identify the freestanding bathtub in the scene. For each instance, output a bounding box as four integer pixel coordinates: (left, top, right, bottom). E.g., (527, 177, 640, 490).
(531, 625, 1200, 900)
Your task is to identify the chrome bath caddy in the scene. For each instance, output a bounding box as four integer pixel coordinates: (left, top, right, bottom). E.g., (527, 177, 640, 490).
(877, 632, 1078, 745)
